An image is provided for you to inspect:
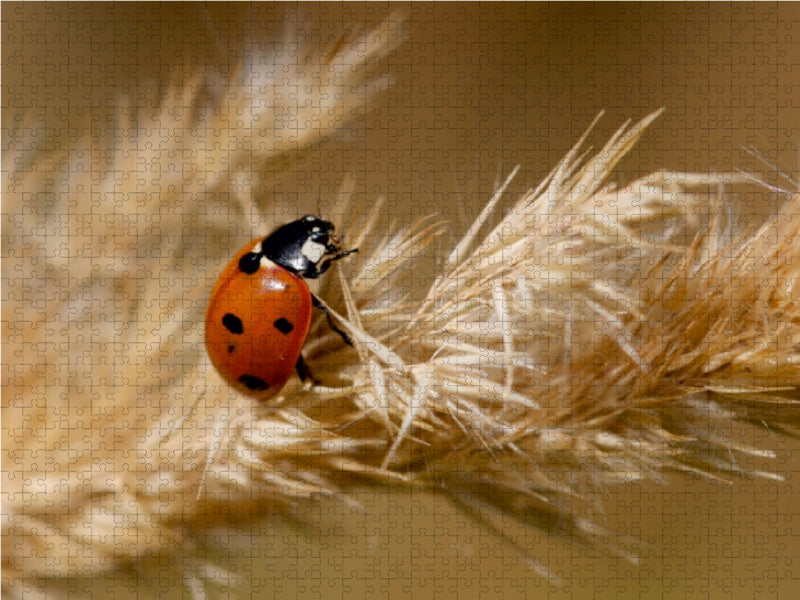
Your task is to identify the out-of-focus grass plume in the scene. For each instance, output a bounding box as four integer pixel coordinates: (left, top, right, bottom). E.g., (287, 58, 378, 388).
(3, 13, 798, 596)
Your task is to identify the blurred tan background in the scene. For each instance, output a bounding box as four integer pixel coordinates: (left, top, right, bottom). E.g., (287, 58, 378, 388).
(4, 3, 798, 598)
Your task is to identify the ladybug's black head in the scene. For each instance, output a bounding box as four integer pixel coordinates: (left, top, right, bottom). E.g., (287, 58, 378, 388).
(260, 215, 354, 279)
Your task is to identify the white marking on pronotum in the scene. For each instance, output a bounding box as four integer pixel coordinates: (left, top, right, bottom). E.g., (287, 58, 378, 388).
(259, 256, 276, 270)
(301, 239, 326, 264)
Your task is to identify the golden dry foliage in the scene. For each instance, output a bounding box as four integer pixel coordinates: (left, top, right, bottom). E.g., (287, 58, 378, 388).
(3, 16, 799, 595)
(2, 18, 405, 589)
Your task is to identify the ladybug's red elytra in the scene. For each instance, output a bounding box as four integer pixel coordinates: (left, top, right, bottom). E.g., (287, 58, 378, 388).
(205, 215, 356, 400)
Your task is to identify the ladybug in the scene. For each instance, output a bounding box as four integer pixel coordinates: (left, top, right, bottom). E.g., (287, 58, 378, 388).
(205, 215, 356, 400)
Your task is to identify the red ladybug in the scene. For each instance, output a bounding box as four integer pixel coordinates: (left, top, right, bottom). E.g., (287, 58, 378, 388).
(205, 215, 355, 400)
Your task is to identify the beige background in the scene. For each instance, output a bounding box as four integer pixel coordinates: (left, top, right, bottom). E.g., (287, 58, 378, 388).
(4, 3, 799, 598)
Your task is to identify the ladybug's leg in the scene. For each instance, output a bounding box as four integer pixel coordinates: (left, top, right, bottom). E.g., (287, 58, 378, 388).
(314, 248, 358, 278)
(311, 294, 354, 347)
(295, 353, 317, 383)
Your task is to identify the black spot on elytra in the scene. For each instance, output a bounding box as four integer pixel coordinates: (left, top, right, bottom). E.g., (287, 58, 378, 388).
(222, 313, 244, 334)
(227, 344, 235, 353)
(273, 317, 293, 334)
(238, 252, 261, 274)
(239, 374, 269, 391)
